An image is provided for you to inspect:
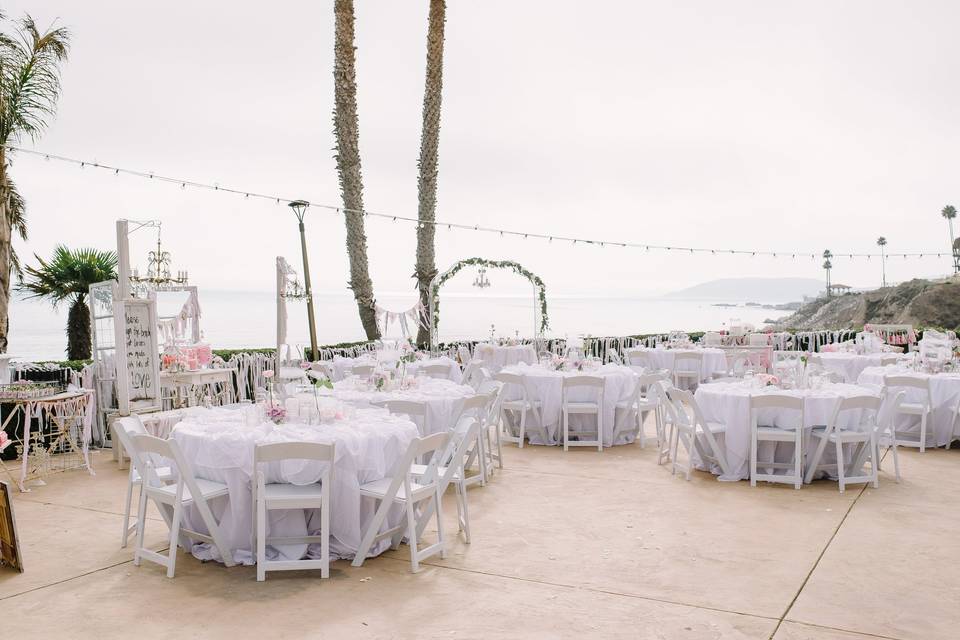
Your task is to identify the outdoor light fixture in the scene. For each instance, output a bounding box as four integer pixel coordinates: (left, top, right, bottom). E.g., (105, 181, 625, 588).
(129, 224, 188, 296)
(288, 199, 319, 360)
(473, 267, 491, 289)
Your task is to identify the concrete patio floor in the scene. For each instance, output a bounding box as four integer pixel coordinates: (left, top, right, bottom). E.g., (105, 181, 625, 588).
(1, 426, 957, 640)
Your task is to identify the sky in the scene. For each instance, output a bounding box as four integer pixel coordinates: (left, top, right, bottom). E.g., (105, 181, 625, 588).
(4, 0, 960, 305)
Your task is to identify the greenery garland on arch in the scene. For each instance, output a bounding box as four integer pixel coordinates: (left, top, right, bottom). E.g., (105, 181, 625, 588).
(429, 258, 549, 345)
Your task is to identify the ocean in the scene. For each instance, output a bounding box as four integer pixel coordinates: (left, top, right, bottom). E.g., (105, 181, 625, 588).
(6, 291, 788, 361)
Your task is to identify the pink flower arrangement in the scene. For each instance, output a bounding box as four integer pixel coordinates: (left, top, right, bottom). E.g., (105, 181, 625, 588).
(262, 369, 275, 379)
(0, 430, 9, 451)
(267, 406, 286, 424)
(299, 361, 311, 370)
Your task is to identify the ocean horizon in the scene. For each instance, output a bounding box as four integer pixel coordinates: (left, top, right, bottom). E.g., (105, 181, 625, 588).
(7, 290, 789, 361)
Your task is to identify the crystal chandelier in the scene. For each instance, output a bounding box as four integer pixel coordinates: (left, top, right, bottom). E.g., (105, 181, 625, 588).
(473, 267, 491, 289)
(130, 225, 188, 296)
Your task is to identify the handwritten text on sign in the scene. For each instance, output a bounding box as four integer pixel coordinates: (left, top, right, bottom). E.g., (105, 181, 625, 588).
(124, 303, 156, 401)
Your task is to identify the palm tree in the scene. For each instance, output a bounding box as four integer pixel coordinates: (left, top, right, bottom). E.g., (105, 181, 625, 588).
(17, 246, 117, 360)
(0, 14, 70, 353)
(877, 237, 887, 287)
(822, 249, 833, 296)
(414, 0, 446, 346)
(943, 204, 958, 274)
(332, 0, 380, 342)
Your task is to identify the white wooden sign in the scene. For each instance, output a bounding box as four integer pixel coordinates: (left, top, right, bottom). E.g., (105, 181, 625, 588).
(114, 297, 161, 414)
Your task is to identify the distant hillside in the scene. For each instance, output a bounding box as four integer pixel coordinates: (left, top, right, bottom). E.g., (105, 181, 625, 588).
(666, 277, 824, 303)
(771, 277, 960, 330)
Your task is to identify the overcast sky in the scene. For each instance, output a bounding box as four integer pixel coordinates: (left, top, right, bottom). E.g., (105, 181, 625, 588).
(5, 0, 959, 302)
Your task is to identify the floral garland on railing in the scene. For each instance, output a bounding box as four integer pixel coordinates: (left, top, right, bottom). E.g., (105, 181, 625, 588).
(431, 257, 549, 336)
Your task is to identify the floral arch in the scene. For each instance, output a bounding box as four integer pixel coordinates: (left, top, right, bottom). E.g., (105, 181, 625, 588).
(428, 257, 549, 348)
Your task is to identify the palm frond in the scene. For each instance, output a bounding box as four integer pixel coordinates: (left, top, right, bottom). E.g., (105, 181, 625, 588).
(17, 245, 117, 309)
(0, 14, 70, 145)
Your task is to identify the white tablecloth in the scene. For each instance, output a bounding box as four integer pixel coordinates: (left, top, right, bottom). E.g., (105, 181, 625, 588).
(329, 354, 462, 384)
(499, 363, 637, 447)
(817, 353, 906, 384)
(694, 381, 880, 480)
(332, 377, 475, 435)
(857, 366, 960, 446)
(170, 406, 419, 564)
(632, 347, 728, 381)
(474, 343, 537, 372)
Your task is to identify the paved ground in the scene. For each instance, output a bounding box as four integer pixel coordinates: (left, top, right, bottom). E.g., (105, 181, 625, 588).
(1, 424, 957, 639)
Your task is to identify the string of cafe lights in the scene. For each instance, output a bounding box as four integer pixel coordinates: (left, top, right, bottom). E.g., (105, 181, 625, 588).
(8, 145, 952, 261)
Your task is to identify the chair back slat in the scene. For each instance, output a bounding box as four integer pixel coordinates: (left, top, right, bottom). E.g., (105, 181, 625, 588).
(255, 441, 335, 465)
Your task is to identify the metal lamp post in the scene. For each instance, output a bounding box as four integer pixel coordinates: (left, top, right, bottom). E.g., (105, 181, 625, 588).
(289, 200, 319, 360)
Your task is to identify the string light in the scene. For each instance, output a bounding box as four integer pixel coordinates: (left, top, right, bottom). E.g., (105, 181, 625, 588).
(8, 144, 951, 261)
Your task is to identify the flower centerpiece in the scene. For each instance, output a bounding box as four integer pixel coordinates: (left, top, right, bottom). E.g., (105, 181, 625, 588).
(371, 370, 389, 391)
(266, 406, 286, 425)
(0, 430, 9, 452)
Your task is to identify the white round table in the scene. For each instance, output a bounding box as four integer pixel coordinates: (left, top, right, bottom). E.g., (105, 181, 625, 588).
(857, 366, 960, 447)
(817, 352, 906, 383)
(474, 343, 537, 372)
(499, 363, 638, 447)
(329, 354, 462, 384)
(170, 405, 419, 564)
(694, 381, 880, 481)
(332, 376, 475, 435)
(631, 347, 729, 381)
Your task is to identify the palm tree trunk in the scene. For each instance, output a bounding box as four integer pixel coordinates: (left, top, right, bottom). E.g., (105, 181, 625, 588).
(333, 0, 380, 341)
(67, 295, 91, 360)
(414, 0, 447, 347)
(0, 155, 11, 354)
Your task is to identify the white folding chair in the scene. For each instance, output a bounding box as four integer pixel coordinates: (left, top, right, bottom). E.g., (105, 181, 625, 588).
(625, 348, 653, 369)
(663, 388, 730, 480)
(352, 432, 450, 572)
(613, 372, 665, 448)
(129, 434, 236, 577)
(377, 399, 430, 436)
(884, 375, 934, 452)
(494, 372, 548, 447)
(672, 352, 703, 389)
(457, 345, 473, 366)
(477, 380, 506, 470)
(412, 417, 482, 543)
(804, 396, 881, 492)
(749, 395, 805, 490)
(879, 354, 901, 367)
(702, 332, 722, 346)
(458, 394, 494, 484)
(462, 361, 489, 391)
(649, 380, 674, 465)
(253, 441, 334, 581)
(561, 375, 605, 452)
(719, 349, 753, 379)
(350, 364, 375, 378)
(114, 416, 174, 548)
(876, 390, 904, 482)
(422, 363, 452, 379)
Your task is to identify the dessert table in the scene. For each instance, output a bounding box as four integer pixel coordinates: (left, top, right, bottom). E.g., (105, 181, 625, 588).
(694, 380, 881, 481)
(630, 347, 728, 381)
(857, 366, 960, 447)
(474, 343, 537, 372)
(160, 368, 236, 409)
(499, 363, 637, 447)
(170, 405, 419, 564)
(816, 353, 906, 384)
(330, 376, 475, 436)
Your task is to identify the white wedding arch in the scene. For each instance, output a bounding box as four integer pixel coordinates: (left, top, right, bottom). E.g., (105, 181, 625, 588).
(428, 257, 549, 349)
